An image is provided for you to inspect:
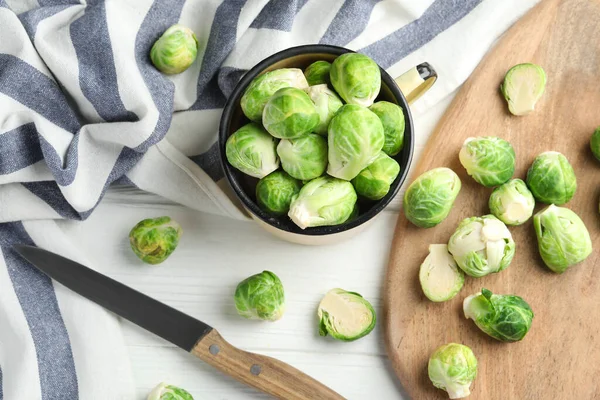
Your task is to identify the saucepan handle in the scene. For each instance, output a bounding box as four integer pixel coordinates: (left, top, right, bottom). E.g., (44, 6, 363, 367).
(394, 62, 437, 105)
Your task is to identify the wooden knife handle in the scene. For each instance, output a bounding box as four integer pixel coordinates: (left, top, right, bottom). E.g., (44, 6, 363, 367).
(191, 329, 345, 400)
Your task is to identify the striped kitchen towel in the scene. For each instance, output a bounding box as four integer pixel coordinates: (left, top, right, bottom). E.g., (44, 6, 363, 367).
(0, 0, 538, 398)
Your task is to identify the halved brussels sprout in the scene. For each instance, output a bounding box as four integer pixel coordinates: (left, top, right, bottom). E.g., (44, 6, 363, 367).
(369, 101, 405, 156)
(304, 60, 331, 86)
(225, 123, 279, 178)
(448, 215, 515, 278)
(234, 271, 285, 321)
(277, 134, 327, 180)
(262, 87, 320, 139)
(305, 84, 343, 135)
(351, 152, 400, 200)
(129, 216, 182, 265)
(591, 127, 600, 161)
(288, 176, 357, 229)
(533, 205, 592, 273)
(488, 179, 535, 225)
(150, 24, 198, 75)
(526, 151, 577, 205)
(330, 53, 381, 107)
(148, 382, 194, 400)
(256, 171, 302, 216)
(459, 137, 515, 187)
(501, 63, 546, 116)
(327, 104, 385, 180)
(317, 288, 376, 342)
(428, 343, 477, 399)
(419, 244, 465, 302)
(403, 168, 461, 228)
(464, 288, 534, 342)
(241, 68, 309, 122)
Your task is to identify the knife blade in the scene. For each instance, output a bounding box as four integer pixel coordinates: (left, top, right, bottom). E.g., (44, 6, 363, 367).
(14, 245, 345, 400)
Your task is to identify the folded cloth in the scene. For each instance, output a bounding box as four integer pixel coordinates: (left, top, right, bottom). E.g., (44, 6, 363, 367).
(0, 0, 538, 398)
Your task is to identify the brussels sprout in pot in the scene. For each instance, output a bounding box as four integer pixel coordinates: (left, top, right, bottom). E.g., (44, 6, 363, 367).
(219, 45, 437, 245)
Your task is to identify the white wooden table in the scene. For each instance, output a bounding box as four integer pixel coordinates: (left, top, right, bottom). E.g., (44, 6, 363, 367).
(57, 94, 454, 400)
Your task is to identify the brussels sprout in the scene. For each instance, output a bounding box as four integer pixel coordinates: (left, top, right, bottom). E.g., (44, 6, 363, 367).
(351, 152, 400, 200)
(330, 53, 381, 107)
(129, 217, 181, 265)
(150, 24, 198, 75)
(428, 343, 477, 399)
(234, 271, 285, 321)
(591, 127, 600, 161)
(305, 84, 343, 135)
(148, 382, 193, 400)
(225, 123, 279, 178)
(459, 137, 515, 187)
(488, 179, 535, 225)
(403, 168, 461, 228)
(526, 151, 576, 205)
(501, 63, 546, 116)
(369, 101, 405, 156)
(241, 68, 309, 122)
(277, 134, 327, 180)
(317, 288, 376, 342)
(448, 215, 515, 278)
(304, 60, 331, 86)
(256, 171, 302, 216)
(262, 87, 320, 139)
(533, 205, 592, 273)
(327, 104, 385, 180)
(463, 288, 533, 342)
(288, 176, 357, 229)
(419, 244, 465, 302)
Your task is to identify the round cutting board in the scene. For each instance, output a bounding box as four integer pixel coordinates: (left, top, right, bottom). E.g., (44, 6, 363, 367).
(384, 0, 600, 398)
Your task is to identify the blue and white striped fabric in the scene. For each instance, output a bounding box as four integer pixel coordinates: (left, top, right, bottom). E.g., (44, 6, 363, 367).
(0, 0, 538, 398)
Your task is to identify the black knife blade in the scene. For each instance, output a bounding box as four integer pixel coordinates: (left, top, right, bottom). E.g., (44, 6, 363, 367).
(14, 244, 212, 351)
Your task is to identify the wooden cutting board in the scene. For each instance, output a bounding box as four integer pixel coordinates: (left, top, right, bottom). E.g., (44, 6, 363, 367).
(384, 0, 600, 398)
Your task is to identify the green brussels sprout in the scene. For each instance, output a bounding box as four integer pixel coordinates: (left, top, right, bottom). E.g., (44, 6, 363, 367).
(304, 60, 331, 86)
(428, 343, 477, 399)
(403, 167, 461, 228)
(241, 68, 309, 122)
(533, 204, 592, 273)
(501, 63, 546, 116)
(255, 171, 302, 216)
(317, 288, 376, 342)
(459, 137, 516, 187)
(526, 151, 577, 205)
(150, 24, 198, 75)
(463, 288, 534, 342)
(305, 84, 343, 135)
(590, 127, 600, 161)
(327, 104, 385, 180)
(262, 87, 320, 139)
(277, 134, 327, 180)
(488, 179, 535, 226)
(351, 152, 400, 200)
(225, 123, 279, 178)
(288, 176, 357, 229)
(369, 101, 405, 156)
(148, 382, 193, 400)
(330, 53, 381, 107)
(419, 244, 465, 302)
(448, 215, 515, 278)
(234, 271, 285, 321)
(129, 217, 182, 265)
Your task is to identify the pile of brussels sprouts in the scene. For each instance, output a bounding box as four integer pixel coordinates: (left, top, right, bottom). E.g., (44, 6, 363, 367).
(226, 53, 405, 229)
(413, 63, 596, 399)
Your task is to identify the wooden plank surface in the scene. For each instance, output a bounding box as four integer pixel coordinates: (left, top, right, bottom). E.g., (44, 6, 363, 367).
(384, 0, 600, 398)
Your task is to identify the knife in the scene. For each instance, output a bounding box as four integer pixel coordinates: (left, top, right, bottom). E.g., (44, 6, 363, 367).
(14, 245, 345, 400)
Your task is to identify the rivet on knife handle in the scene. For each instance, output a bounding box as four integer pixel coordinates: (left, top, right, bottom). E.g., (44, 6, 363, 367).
(192, 329, 346, 400)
